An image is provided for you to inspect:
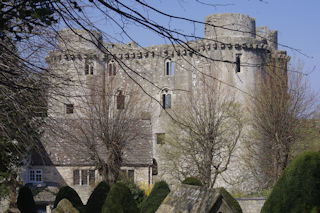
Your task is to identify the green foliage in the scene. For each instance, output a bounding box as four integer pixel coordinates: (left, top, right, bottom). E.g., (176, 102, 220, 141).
(117, 179, 146, 209)
(219, 187, 242, 213)
(102, 182, 139, 213)
(52, 199, 79, 213)
(182, 177, 203, 186)
(86, 181, 110, 213)
(140, 181, 170, 213)
(261, 152, 320, 213)
(17, 186, 36, 213)
(54, 186, 84, 212)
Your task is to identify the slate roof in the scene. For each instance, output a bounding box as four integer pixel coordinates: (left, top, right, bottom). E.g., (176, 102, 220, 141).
(32, 118, 153, 167)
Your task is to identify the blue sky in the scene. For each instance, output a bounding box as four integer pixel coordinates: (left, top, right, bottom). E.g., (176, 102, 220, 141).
(91, 0, 320, 92)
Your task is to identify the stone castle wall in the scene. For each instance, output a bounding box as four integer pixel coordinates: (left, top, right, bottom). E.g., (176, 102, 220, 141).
(44, 13, 287, 193)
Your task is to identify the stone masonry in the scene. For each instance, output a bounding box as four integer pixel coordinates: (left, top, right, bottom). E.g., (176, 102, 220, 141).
(25, 13, 287, 205)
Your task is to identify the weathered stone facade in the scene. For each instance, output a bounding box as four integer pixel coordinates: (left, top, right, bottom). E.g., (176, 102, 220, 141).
(24, 13, 287, 206)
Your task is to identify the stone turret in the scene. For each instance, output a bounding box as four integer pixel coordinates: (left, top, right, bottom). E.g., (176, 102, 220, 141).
(256, 26, 278, 50)
(57, 28, 102, 51)
(205, 13, 256, 39)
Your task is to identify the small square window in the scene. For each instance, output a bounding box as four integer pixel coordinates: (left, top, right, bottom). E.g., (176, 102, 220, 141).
(29, 169, 42, 183)
(157, 133, 165, 145)
(66, 104, 74, 114)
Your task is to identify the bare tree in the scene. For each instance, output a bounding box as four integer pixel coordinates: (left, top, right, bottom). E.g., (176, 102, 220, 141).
(161, 73, 244, 188)
(246, 58, 316, 188)
(46, 64, 151, 185)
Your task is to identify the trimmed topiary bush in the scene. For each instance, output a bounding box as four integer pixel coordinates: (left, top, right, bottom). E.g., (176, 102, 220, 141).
(182, 177, 203, 186)
(117, 180, 146, 209)
(140, 181, 170, 213)
(52, 199, 79, 213)
(261, 152, 320, 213)
(219, 187, 242, 213)
(101, 182, 139, 213)
(54, 186, 84, 212)
(17, 186, 36, 213)
(86, 181, 110, 213)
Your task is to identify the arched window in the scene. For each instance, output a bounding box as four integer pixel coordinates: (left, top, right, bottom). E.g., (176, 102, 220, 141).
(161, 89, 171, 109)
(108, 60, 117, 76)
(165, 58, 174, 76)
(85, 61, 94, 75)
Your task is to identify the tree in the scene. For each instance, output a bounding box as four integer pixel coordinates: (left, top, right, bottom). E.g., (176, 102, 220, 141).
(0, 38, 46, 209)
(161, 73, 244, 188)
(246, 58, 316, 189)
(46, 65, 150, 185)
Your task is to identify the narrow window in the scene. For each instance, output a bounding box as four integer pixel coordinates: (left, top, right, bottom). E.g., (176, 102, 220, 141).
(85, 63, 89, 75)
(162, 94, 171, 109)
(171, 61, 175, 75)
(90, 65, 94, 75)
(128, 170, 134, 181)
(81, 170, 88, 185)
(29, 170, 35, 182)
(35, 170, 42, 182)
(165, 94, 171, 108)
(156, 133, 165, 145)
(89, 170, 95, 185)
(65, 104, 74, 114)
(165, 59, 174, 75)
(166, 61, 170, 75)
(73, 170, 80, 185)
(108, 63, 113, 76)
(117, 91, 125, 109)
(113, 63, 117, 75)
(108, 60, 117, 76)
(236, 55, 241, 73)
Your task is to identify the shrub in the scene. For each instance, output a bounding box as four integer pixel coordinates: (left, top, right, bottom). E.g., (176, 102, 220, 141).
(101, 182, 139, 213)
(17, 186, 36, 213)
(140, 181, 170, 213)
(52, 199, 79, 213)
(117, 180, 146, 209)
(261, 152, 320, 213)
(54, 186, 83, 212)
(182, 177, 203, 186)
(219, 187, 242, 213)
(86, 181, 110, 213)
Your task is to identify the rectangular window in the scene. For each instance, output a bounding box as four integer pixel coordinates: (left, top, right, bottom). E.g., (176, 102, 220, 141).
(73, 170, 80, 185)
(170, 61, 175, 75)
(85, 64, 89, 75)
(117, 92, 125, 109)
(66, 104, 74, 114)
(236, 55, 241, 73)
(81, 170, 88, 185)
(73, 169, 95, 185)
(162, 94, 171, 109)
(89, 170, 95, 185)
(29, 169, 42, 183)
(156, 133, 165, 145)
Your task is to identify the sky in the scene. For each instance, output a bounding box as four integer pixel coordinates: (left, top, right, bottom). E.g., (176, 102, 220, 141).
(97, 0, 320, 93)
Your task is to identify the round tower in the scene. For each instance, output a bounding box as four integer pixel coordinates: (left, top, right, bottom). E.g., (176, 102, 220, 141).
(204, 13, 256, 39)
(57, 28, 102, 51)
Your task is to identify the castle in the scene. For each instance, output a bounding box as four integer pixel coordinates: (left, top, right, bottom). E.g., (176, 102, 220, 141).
(21, 13, 287, 210)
